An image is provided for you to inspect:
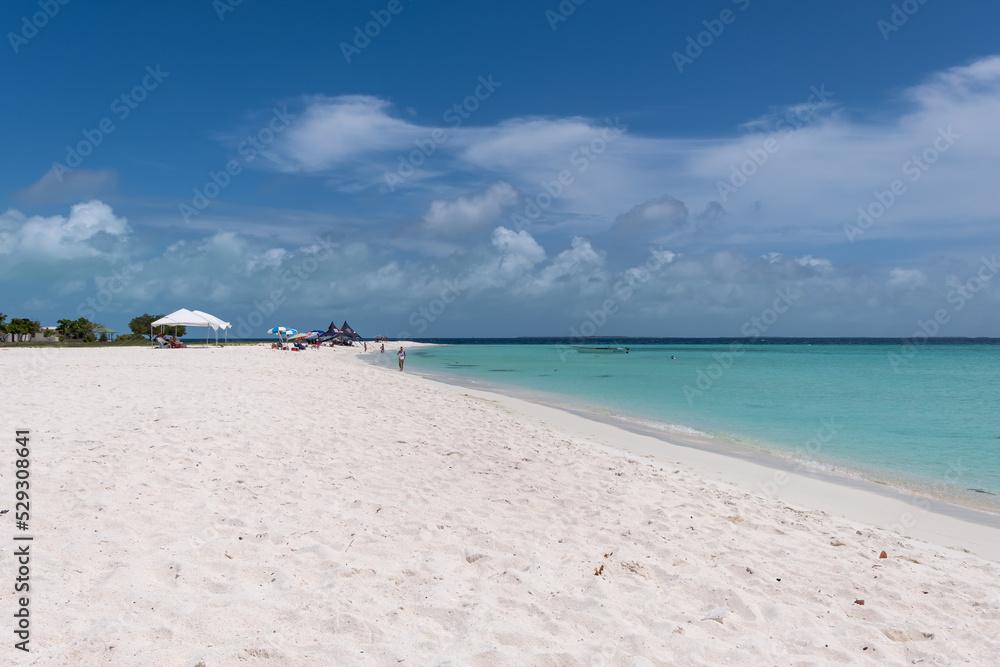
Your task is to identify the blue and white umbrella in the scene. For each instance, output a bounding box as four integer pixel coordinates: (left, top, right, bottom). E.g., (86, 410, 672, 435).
(267, 326, 297, 342)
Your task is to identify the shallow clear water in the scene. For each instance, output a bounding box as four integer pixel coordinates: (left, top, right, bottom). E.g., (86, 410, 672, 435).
(380, 342, 1000, 512)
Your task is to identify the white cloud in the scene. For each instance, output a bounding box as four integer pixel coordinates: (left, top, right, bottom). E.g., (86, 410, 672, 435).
(236, 57, 1000, 252)
(458, 118, 600, 171)
(683, 57, 1000, 243)
(526, 236, 604, 297)
(614, 194, 689, 232)
(14, 57, 1000, 336)
(423, 182, 518, 234)
(0, 200, 129, 260)
(18, 167, 118, 204)
(267, 95, 424, 172)
(262, 56, 1000, 247)
(739, 93, 835, 134)
(243, 248, 288, 275)
(887, 268, 927, 288)
(487, 226, 546, 280)
(8, 199, 998, 336)
(795, 255, 833, 272)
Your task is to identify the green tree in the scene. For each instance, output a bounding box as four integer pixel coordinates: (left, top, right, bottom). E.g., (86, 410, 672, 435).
(130, 313, 160, 340)
(56, 318, 96, 340)
(7, 318, 40, 341)
(129, 313, 186, 340)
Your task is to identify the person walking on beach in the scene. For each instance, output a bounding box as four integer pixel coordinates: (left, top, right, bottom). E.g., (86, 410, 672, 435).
(397, 347, 405, 371)
(380, 343, 385, 354)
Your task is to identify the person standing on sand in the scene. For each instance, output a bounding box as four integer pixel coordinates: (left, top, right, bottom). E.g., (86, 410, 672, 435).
(397, 347, 405, 371)
(380, 343, 385, 354)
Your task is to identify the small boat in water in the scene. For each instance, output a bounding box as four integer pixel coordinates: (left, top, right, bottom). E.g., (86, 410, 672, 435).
(573, 346, 629, 354)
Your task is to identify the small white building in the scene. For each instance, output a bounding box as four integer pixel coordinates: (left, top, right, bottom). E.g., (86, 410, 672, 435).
(31, 326, 60, 342)
(0, 328, 55, 342)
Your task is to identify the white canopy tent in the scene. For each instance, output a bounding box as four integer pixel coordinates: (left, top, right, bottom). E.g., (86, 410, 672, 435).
(150, 308, 232, 345)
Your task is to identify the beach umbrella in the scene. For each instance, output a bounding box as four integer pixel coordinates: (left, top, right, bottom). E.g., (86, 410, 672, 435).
(288, 330, 320, 341)
(267, 326, 297, 342)
(291, 331, 323, 346)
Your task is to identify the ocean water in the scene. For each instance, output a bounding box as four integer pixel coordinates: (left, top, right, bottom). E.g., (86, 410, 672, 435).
(372, 340, 1000, 513)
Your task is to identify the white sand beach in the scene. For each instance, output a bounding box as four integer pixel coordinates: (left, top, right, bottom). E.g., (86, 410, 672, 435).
(1, 345, 998, 665)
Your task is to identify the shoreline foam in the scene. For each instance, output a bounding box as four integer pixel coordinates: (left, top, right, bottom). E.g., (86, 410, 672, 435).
(394, 352, 1000, 526)
(386, 353, 1000, 560)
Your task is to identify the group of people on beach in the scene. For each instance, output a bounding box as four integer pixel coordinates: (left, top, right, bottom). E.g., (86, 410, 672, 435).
(154, 334, 184, 348)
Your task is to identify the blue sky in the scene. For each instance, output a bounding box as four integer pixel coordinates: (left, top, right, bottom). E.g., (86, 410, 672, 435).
(2, 0, 999, 337)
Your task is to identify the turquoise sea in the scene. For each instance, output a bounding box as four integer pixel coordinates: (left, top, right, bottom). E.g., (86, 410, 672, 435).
(369, 340, 1000, 513)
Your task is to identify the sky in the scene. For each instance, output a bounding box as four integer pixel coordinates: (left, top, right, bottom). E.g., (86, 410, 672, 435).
(2, 0, 999, 338)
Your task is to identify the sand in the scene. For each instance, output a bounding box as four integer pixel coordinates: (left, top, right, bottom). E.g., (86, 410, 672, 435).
(1, 345, 998, 665)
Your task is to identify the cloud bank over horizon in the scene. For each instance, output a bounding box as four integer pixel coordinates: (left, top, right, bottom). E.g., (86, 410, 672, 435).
(5, 56, 1000, 337)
